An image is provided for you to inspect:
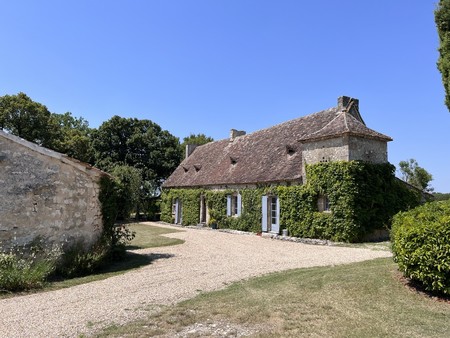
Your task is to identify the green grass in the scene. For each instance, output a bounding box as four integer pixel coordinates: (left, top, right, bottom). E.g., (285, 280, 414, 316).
(126, 223, 184, 249)
(97, 258, 450, 338)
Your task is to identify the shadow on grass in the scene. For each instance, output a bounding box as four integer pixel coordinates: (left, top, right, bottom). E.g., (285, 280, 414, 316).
(396, 272, 450, 304)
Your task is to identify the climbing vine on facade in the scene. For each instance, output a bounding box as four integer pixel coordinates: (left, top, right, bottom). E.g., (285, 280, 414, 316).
(161, 161, 421, 242)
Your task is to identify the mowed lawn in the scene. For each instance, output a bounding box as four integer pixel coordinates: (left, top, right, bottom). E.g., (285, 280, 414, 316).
(126, 223, 184, 249)
(98, 256, 450, 337)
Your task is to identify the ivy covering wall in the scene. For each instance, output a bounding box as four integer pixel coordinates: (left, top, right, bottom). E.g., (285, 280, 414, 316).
(161, 161, 421, 242)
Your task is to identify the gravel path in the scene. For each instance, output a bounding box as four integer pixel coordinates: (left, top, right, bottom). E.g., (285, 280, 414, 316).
(0, 222, 392, 337)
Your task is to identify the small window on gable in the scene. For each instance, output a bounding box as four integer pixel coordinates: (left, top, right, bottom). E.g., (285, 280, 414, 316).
(286, 145, 296, 156)
(318, 194, 330, 212)
(227, 193, 242, 217)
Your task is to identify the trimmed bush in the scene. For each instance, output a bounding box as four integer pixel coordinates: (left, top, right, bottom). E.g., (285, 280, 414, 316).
(391, 200, 450, 295)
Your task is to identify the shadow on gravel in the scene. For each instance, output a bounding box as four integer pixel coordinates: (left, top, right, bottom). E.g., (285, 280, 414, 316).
(101, 252, 175, 274)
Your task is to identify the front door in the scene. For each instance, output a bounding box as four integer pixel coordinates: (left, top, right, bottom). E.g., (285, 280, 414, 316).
(262, 195, 280, 234)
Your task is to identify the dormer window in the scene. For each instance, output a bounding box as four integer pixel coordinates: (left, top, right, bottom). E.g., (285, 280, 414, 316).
(182, 166, 189, 173)
(286, 145, 296, 156)
(230, 157, 237, 165)
(194, 164, 202, 172)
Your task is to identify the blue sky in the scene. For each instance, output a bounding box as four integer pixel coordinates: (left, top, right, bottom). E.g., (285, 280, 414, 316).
(1, 1, 449, 192)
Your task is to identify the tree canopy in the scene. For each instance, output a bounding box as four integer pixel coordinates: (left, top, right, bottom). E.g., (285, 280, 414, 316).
(435, 0, 450, 111)
(51, 112, 94, 163)
(182, 133, 214, 147)
(0, 92, 57, 147)
(92, 116, 182, 198)
(399, 159, 433, 192)
(181, 133, 214, 157)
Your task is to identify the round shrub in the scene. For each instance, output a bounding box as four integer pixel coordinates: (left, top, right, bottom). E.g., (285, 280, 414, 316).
(391, 200, 450, 295)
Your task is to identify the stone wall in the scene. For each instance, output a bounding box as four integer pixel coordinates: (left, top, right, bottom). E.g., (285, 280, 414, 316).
(301, 137, 348, 178)
(348, 136, 388, 163)
(301, 135, 388, 178)
(0, 131, 103, 250)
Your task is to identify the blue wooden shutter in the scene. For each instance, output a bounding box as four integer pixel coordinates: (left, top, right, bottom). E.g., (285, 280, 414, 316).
(261, 196, 268, 232)
(226, 195, 231, 216)
(237, 194, 242, 216)
(174, 199, 179, 224)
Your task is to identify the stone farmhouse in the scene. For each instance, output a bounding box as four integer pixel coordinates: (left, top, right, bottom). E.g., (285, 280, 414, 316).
(0, 130, 105, 250)
(162, 96, 401, 238)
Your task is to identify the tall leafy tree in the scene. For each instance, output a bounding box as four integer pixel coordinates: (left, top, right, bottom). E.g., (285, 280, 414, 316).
(0, 92, 58, 147)
(92, 116, 182, 199)
(436, 0, 450, 111)
(110, 165, 142, 220)
(399, 159, 433, 192)
(51, 112, 94, 163)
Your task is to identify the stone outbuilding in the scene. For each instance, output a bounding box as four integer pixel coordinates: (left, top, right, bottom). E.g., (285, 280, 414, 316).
(0, 130, 106, 250)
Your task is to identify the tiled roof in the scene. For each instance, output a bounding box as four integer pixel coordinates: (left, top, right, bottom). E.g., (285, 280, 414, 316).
(299, 111, 392, 142)
(163, 99, 392, 188)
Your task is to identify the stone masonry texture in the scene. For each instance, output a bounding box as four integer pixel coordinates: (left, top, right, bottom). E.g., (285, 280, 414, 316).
(0, 131, 103, 250)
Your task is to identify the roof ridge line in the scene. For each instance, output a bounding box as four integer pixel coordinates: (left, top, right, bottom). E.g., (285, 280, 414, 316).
(303, 111, 341, 139)
(343, 111, 350, 132)
(213, 107, 338, 143)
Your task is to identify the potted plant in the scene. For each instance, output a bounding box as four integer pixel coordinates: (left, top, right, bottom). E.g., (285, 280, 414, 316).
(209, 217, 218, 229)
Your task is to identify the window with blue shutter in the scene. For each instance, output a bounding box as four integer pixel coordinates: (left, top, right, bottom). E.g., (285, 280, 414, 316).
(237, 194, 242, 216)
(262, 196, 268, 232)
(227, 193, 242, 217)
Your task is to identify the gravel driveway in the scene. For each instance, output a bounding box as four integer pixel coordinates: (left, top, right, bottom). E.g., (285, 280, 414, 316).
(0, 222, 392, 337)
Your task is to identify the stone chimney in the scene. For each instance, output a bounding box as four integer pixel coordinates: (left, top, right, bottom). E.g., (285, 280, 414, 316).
(337, 96, 364, 124)
(230, 129, 246, 141)
(185, 144, 198, 159)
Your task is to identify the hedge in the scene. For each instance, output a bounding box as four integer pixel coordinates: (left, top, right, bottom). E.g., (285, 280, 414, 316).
(391, 200, 450, 295)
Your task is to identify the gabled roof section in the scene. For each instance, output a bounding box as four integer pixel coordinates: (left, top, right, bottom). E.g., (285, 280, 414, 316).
(163, 96, 392, 188)
(299, 111, 392, 143)
(163, 108, 338, 188)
